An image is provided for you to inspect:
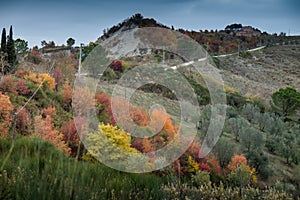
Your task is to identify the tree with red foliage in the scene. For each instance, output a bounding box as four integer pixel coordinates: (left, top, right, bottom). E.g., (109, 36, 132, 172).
(60, 119, 84, 158)
(110, 60, 124, 72)
(207, 156, 221, 174)
(16, 79, 31, 96)
(95, 92, 114, 124)
(131, 138, 144, 152)
(16, 108, 31, 135)
(199, 162, 211, 172)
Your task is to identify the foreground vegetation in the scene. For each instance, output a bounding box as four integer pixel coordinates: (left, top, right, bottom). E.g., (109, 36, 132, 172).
(0, 137, 294, 199)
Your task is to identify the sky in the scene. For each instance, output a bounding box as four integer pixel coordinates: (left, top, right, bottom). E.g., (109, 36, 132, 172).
(0, 0, 299, 47)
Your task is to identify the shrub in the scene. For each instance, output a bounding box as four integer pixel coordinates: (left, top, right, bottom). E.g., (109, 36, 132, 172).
(191, 171, 211, 187)
(0, 75, 17, 94)
(0, 92, 14, 138)
(16, 108, 31, 136)
(16, 79, 31, 96)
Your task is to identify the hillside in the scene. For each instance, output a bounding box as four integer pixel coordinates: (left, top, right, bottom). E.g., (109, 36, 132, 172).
(96, 14, 300, 103)
(0, 14, 300, 199)
(218, 45, 300, 101)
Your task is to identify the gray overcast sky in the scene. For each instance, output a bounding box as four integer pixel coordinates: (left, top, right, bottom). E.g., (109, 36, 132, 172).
(0, 0, 299, 47)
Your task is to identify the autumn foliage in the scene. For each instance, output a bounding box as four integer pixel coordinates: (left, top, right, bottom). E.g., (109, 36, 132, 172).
(16, 79, 31, 96)
(84, 123, 139, 163)
(33, 107, 70, 155)
(0, 75, 17, 94)
(0, 92, 14, 138)
(25, 72, 55, 91)
(61, 83, 72, 109)
(227, 154, 251, 172)
(16, 108, 31, 135)
(61, 119, 84, 157)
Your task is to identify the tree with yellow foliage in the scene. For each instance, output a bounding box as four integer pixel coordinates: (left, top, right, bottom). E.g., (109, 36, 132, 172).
(188, 155, 199, 173)
(25, 72, 55, 91)
(83, 123, 139, 166)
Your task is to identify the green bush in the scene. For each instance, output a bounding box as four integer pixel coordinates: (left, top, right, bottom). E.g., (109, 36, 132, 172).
(191, 171, 211, 187)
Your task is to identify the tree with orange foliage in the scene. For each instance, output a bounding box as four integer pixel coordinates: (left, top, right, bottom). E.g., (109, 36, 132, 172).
(150, 109, 177, 142)
(142, 138, 153, 153)
(33, 109, 70, 155)
(41, 106, 56, 119)
(227, 154, 257, 186)
(227, 154, 250, 172)
(207, 156, 221, 174)
(95, 92, 115, 124)
(129, 107, 150, 126)
(61, 83, 72, 110)
(0, 75, 17, 94)
(0, 92, 14, 138)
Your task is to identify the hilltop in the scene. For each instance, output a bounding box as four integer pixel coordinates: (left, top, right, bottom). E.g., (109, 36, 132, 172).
(94, 13, 300, 103)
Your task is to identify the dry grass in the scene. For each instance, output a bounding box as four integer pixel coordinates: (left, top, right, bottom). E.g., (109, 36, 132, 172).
(217, 45, 300, 101)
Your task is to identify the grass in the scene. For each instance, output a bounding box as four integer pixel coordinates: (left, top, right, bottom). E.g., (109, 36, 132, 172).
(0, 137, 168, 200)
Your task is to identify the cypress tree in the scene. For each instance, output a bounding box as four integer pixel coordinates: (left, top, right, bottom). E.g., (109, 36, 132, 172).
(1, 28, 8, 75)
(6, 25, 17, 73)
(0, 28, 6, 53)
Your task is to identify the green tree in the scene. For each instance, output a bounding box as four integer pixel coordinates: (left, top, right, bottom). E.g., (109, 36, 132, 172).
(240, 127, 264, 152)
(130, 13, 144, 25)
(278, 129, 299, 165)
(241, 103, 261, 123)
(82, 42, 98, 61)
(225, 117, 248, 142)
(66, 38, 75, 47)
(271, 87, 300, 119)
(213, 137, 236, 168)
(265, 135, 281, 153)
(0, 28, 8, 75)
(1, 28, 6, 53)
(82, 43, 109, 77)
(6, 26, 17, 71)
(14, 38, 28, 54)
(265, 114, 285, 136)
(255, 112, 271, 131)
(247, 150, 270, 179)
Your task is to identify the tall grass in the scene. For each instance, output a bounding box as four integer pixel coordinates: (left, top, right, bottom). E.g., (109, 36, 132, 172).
(0, 137, 166, 199)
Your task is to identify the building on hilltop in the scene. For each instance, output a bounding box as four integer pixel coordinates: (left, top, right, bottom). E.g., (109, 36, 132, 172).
(40, 46, 72, 57)
(235, 26, 261, 37)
